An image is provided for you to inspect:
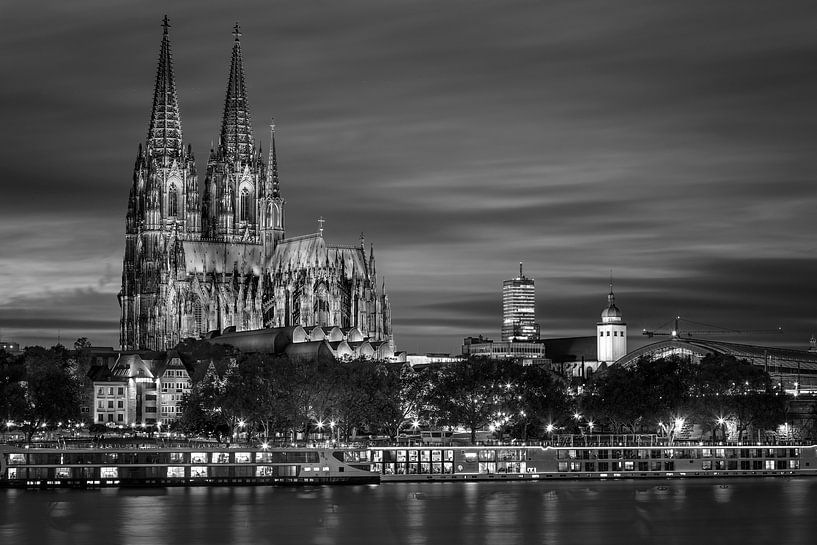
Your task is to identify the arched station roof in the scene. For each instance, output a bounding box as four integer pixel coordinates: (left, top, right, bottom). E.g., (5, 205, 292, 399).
(614, 338, 817, 390)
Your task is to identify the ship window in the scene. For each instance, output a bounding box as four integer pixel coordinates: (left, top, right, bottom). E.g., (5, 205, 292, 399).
(8, 453, 25, 465)
(167, 466, 185, 478)
(256, 466, 274, 477)
(235, 452, 251, 464)
(191, 452, 207, 464)
(101, 467, 118, 479)
(213, 452, 230, 464)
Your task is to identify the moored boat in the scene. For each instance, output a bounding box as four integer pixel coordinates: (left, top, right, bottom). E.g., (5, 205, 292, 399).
(3, 436, 816, 488)
(0, 442, 378, 489)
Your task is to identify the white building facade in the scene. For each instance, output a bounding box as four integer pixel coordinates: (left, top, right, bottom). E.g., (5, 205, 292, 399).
(597, 286, 627, 364)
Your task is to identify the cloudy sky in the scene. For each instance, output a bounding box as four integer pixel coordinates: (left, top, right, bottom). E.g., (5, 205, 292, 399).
(0, 0, 815, 352)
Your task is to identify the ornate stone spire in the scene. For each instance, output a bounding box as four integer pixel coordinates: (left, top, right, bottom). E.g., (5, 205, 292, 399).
(268, 120, 280, 197)
(146, 15, 182, 158)
(270, 122, 281, 197)
(220, 23, 254, 162)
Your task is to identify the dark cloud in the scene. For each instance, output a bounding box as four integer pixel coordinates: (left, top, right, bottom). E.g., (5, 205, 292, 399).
(0, 0, 815, 352)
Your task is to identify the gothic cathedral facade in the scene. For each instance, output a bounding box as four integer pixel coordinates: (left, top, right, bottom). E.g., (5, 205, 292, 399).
(119, 20, 393, 352)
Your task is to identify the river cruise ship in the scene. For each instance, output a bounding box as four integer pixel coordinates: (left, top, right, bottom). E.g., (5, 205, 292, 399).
(2, 435, 815, 488)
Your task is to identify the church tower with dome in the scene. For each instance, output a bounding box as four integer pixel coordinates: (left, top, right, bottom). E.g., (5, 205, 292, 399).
(119, 19, 394, 357)
(596, 282, 627, 364)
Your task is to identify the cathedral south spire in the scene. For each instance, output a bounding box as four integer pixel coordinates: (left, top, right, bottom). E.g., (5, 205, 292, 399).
(270, 122, 280, 198)
(220, 23, 254, 162)
(146, 15, 182, 158)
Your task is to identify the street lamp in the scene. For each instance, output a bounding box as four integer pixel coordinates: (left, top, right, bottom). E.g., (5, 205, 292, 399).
(588, 421, 595, 434)
(671, 416, 685, 444)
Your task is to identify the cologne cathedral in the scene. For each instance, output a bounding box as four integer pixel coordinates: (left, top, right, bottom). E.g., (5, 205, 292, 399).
(119, 19, 393, 355)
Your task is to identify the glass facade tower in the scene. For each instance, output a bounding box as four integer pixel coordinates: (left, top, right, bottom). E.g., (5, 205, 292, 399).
(502, 263, 540, 342)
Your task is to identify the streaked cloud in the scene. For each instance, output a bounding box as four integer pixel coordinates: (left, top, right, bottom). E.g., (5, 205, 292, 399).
(0, 0, 814, 352)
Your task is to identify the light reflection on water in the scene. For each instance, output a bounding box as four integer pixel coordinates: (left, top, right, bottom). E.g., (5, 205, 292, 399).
(2, 478, 817, 544)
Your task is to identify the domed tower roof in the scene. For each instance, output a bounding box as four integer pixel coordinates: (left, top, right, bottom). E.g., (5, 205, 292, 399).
(600, 283, 624, 323)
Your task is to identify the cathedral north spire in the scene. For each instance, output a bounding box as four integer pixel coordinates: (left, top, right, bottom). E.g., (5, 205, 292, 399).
(220, 23, 254, 162)
(146, 15, 183, 158)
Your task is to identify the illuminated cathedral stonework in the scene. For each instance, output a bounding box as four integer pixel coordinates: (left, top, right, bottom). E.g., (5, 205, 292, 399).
(119, 20, 393, 355)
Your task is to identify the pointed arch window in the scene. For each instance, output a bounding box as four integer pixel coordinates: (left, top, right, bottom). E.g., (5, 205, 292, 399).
(239, 187, 250, 222)
(193, 300, 203, 337)
(314, 282, 330, 326)
(168, 184, 179, 217)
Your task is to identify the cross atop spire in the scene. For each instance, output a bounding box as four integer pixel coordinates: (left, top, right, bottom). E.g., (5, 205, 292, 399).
(608, 271, 616, 306)
(220, 23, 254, 162)
(318, 216, 325, 236)
(146, 15, 182, 158)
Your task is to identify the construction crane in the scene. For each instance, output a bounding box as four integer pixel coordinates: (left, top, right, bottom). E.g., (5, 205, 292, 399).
(642, 316, 783, 339)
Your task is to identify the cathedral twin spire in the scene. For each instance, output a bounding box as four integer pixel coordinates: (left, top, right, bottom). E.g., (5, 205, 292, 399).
(220, 23, 254, 163)
(147, 18, 258, 164)
(146, 15, 182, 158)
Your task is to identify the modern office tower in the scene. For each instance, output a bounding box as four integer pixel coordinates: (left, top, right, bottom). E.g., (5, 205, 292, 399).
(501, 263, 539, 342)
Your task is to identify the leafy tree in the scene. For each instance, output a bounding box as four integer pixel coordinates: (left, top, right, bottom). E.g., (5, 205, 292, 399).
(691, 354, 786, 440)
(425, 358, 505, 444)
(17, 346, 83, 442)
(502, 364, 571, 441)
(377, 363, 431, 440)
(581, 356, 695, 434)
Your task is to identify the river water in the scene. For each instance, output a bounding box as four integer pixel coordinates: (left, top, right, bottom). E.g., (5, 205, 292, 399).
(1, 478, 816, 544)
